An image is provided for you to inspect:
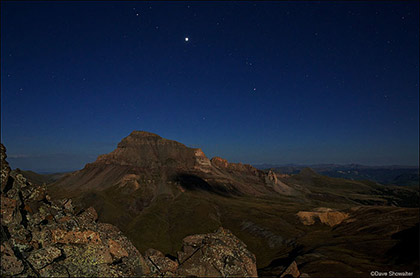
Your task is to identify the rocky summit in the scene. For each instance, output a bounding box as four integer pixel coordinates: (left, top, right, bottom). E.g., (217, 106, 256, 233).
(94, 131, 209, 170)
(0, 143, 260, 277)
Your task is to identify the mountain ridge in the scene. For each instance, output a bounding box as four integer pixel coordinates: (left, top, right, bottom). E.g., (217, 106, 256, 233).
(46, 131, 419, 277)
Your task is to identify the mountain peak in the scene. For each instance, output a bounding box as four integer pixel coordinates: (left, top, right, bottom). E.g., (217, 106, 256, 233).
(128, 130, 162, 138)
(92, 131, 207, 169)
(298, 167, 319, 177)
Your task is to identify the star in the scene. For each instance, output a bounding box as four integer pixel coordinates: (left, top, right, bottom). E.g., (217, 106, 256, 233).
(185, 37, 189, 42)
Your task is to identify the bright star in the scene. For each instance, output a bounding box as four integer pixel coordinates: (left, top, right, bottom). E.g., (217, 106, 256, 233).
(185, 37, 189, 42)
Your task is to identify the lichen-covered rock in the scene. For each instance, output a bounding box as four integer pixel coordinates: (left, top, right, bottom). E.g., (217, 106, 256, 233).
(1, 144, 11, 192)
(0, 241, 24, 275)
(77, 206, 98, 225)
(145, 248, 178, 275)
(27, 246, 62, 269)
(175, 227, 258, 277)
(0, 143, 151, 277)
(51, 229, 102, 244)
(1, 196, 20, 225)
(141, 228, 258, 277)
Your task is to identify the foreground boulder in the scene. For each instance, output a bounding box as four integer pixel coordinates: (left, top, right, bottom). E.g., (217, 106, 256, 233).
(143, 227, 258, 277)
(1, 143, 259, 277)
(177, 227, 258, 277)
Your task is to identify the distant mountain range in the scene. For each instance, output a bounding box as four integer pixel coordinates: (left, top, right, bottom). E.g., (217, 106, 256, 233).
(254, 164, 419, 187)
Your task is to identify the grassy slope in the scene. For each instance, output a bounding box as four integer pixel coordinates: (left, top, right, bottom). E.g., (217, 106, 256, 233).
(48, 170, 419, 276)
(13, 169, 69, 185)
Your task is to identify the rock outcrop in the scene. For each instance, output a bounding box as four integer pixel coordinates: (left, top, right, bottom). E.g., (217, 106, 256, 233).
(265, 170, 296, 195)
(297, 207, 350, 227)
(144, 227, 258, 277)
(280, 260, 301, 277)
(1, 145, 150, 277)
(0, 143, 259, 277)
(211, 156, 261, 176)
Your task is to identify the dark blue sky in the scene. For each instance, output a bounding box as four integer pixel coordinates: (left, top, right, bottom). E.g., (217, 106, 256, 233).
(1, 1, 419, 172)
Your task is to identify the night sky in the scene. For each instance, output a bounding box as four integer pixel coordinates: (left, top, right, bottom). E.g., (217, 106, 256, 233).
(1, 1, 419, 172)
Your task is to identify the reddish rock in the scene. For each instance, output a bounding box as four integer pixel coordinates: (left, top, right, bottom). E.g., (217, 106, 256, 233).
(211, 156, 229, 168)
(145, 248, 179, 275)
(297, 208, 349, 227)
(51, 229, 102, 245)
(57, 215, 72, 223)
(211, 156, 261, 176)
(1, 196, 19, 225)
(108, 238, 129, 260)
(77, 206, 98, 224)
(23, 204, 33, 214)
(280, 260, 300, 278)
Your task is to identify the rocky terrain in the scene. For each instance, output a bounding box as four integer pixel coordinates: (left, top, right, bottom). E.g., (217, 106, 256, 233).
(5, 131, 419, 277)
(296, 208, 349, 227)
(1, 144, 268, 277)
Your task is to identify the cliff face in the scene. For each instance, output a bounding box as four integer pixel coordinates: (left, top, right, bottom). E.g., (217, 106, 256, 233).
(211, 156, 262, 176)
(92, 131, 209, 170)
(0, 143, 259, 277)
